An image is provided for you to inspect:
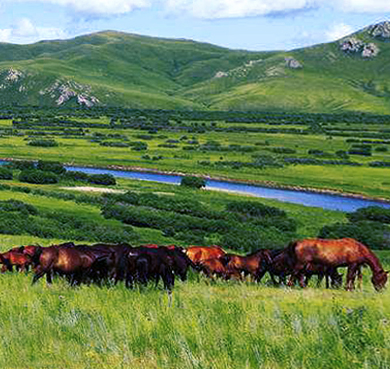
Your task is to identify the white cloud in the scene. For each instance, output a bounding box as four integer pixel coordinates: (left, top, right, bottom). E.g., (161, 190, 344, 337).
(165, 0, 319, 19)
(11, 0, 152, 17)
(326, 23, 354, 41)
(5, 0, 390, 20)
(338, 0, 390, 13)
(0, 18, 67, 44)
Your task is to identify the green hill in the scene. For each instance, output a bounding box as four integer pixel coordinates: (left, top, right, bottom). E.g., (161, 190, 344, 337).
(1, 22, 390, 113)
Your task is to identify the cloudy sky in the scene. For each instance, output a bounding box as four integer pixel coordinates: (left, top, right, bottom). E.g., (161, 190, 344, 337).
(1, 1, 390, 50)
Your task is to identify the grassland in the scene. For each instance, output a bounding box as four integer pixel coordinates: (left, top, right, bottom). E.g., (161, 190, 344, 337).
(0, 107, 389, 367)
(0, 233, 388, 369)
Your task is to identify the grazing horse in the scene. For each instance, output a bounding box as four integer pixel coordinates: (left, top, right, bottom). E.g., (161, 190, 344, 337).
(257, 248, 343, 288)
(0, 248, 32, 273)
(288, 238, 388, 291)
(220, 249, 272, 282)
(121, 246, 175, 290)
(166, 246, 198, 282)
(31, 243, 107, 285)
(198, 258, 241, 281)
(185, 246, 226, 265)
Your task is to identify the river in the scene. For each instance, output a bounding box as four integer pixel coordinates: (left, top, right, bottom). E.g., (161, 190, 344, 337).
(66, 166, 390, 212)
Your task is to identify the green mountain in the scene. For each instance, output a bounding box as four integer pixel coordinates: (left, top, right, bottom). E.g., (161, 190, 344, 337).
(1, 21, 390, 113)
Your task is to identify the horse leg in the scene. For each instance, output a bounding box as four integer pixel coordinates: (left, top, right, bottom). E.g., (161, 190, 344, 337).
(46, 269, 53, 284)
(32, 266, 46, 285)
(356, 266, 363, 291)
(346, 264, 358, 291)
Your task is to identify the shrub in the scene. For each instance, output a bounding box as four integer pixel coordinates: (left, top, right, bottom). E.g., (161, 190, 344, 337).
(129, 142, 148, 151)
(308, 149, 324, 155)
(226, 201, 286, 218)
(0, 200, 38, 215)
(347, 206, 390, 224)
(87, 174, 116, 186)
(375, 146, 388, 152)
(62, 170, 90, 182)
(0, 167, 13, 180)
(368, 161, 390, 168)
(348, 144, 372, 156)
(27, 139, 58, 147)
(10, 160, 35, 170)
(37, 160, 66, 174)
(268, 147, 296, 154)
(19, 170, 58, 184)
(99, 141, 129, 147)
(318, 221, 390, 250)
(336, 150, 349, 159)
(180, 176, 206, 189)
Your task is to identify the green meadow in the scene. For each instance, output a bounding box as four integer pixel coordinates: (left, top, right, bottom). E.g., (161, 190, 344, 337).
(2, 112, 390, 199)
(0, 242, 388, 369)
(0, 105, 389, 368)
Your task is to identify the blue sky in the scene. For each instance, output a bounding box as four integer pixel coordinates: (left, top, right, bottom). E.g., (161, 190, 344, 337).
(1, 1, 390, 50)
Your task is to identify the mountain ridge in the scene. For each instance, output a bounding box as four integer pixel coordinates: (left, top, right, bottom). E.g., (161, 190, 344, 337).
(0, 21, 389, 113)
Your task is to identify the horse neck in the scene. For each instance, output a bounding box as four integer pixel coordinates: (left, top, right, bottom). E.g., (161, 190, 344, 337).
(364, 250, 384, 276)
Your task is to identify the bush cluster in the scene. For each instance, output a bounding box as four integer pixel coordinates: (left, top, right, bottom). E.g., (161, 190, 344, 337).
(27, 139, 58, 147)
(180, 176, 206, 189)
(319, 206, 390, 249)
(19, 170, 59, 184)
(0, 167, 13, 180)
(0, 199, 138, 243)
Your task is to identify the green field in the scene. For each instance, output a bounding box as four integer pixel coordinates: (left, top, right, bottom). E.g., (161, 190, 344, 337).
(2, 108, 390, 200)
(0, 233, 388, 369)
(0, 104, 389, 368)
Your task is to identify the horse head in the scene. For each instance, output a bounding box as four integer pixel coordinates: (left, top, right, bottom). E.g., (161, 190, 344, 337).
(372, 270, 388, 291)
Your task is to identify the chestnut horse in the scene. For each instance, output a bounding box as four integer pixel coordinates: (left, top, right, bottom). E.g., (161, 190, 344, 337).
(198, 258, 241, 281)
(185, 246, 226, 265)
(0, 247, 31, 273)
(288, 238, 388, 291)
(219, 249, 272, 282)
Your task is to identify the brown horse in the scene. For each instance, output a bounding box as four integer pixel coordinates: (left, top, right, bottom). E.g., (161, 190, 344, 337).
(198, 258, 241, 281)
(0, 248, 31, 273)
(185, 246, 226, 265)
(288, 238, 388, 291)
(31, 243, 106, 285)
(219, 249, 272, 282)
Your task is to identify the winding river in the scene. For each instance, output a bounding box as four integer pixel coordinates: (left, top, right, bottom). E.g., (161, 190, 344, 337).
(66, 166, 390, 212)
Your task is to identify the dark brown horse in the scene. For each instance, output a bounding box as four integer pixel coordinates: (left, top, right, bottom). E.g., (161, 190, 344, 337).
(257, 248, 342, 288)
(31, 243, 108, 285)
(122, 246, 175, 290)
(288, 238, 388, 291)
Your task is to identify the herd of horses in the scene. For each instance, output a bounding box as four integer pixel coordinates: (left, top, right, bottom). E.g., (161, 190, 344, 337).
(0, 238, 387, 292)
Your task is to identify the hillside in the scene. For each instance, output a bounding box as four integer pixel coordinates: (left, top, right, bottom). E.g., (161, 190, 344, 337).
(1, 22, 390, 113)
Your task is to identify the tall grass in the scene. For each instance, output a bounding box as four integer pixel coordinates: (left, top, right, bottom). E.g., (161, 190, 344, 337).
(0, 260, 388, 368)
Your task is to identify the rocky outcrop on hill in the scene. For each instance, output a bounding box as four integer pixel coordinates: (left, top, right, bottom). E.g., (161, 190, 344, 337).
(369, 21, 390, 39)
(214, 59, 263, 79)
(5, 68, 23, 83)
(39, 80, 100, 107)
(285, 57, 302, 69)
(340, 38, 379, 58)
